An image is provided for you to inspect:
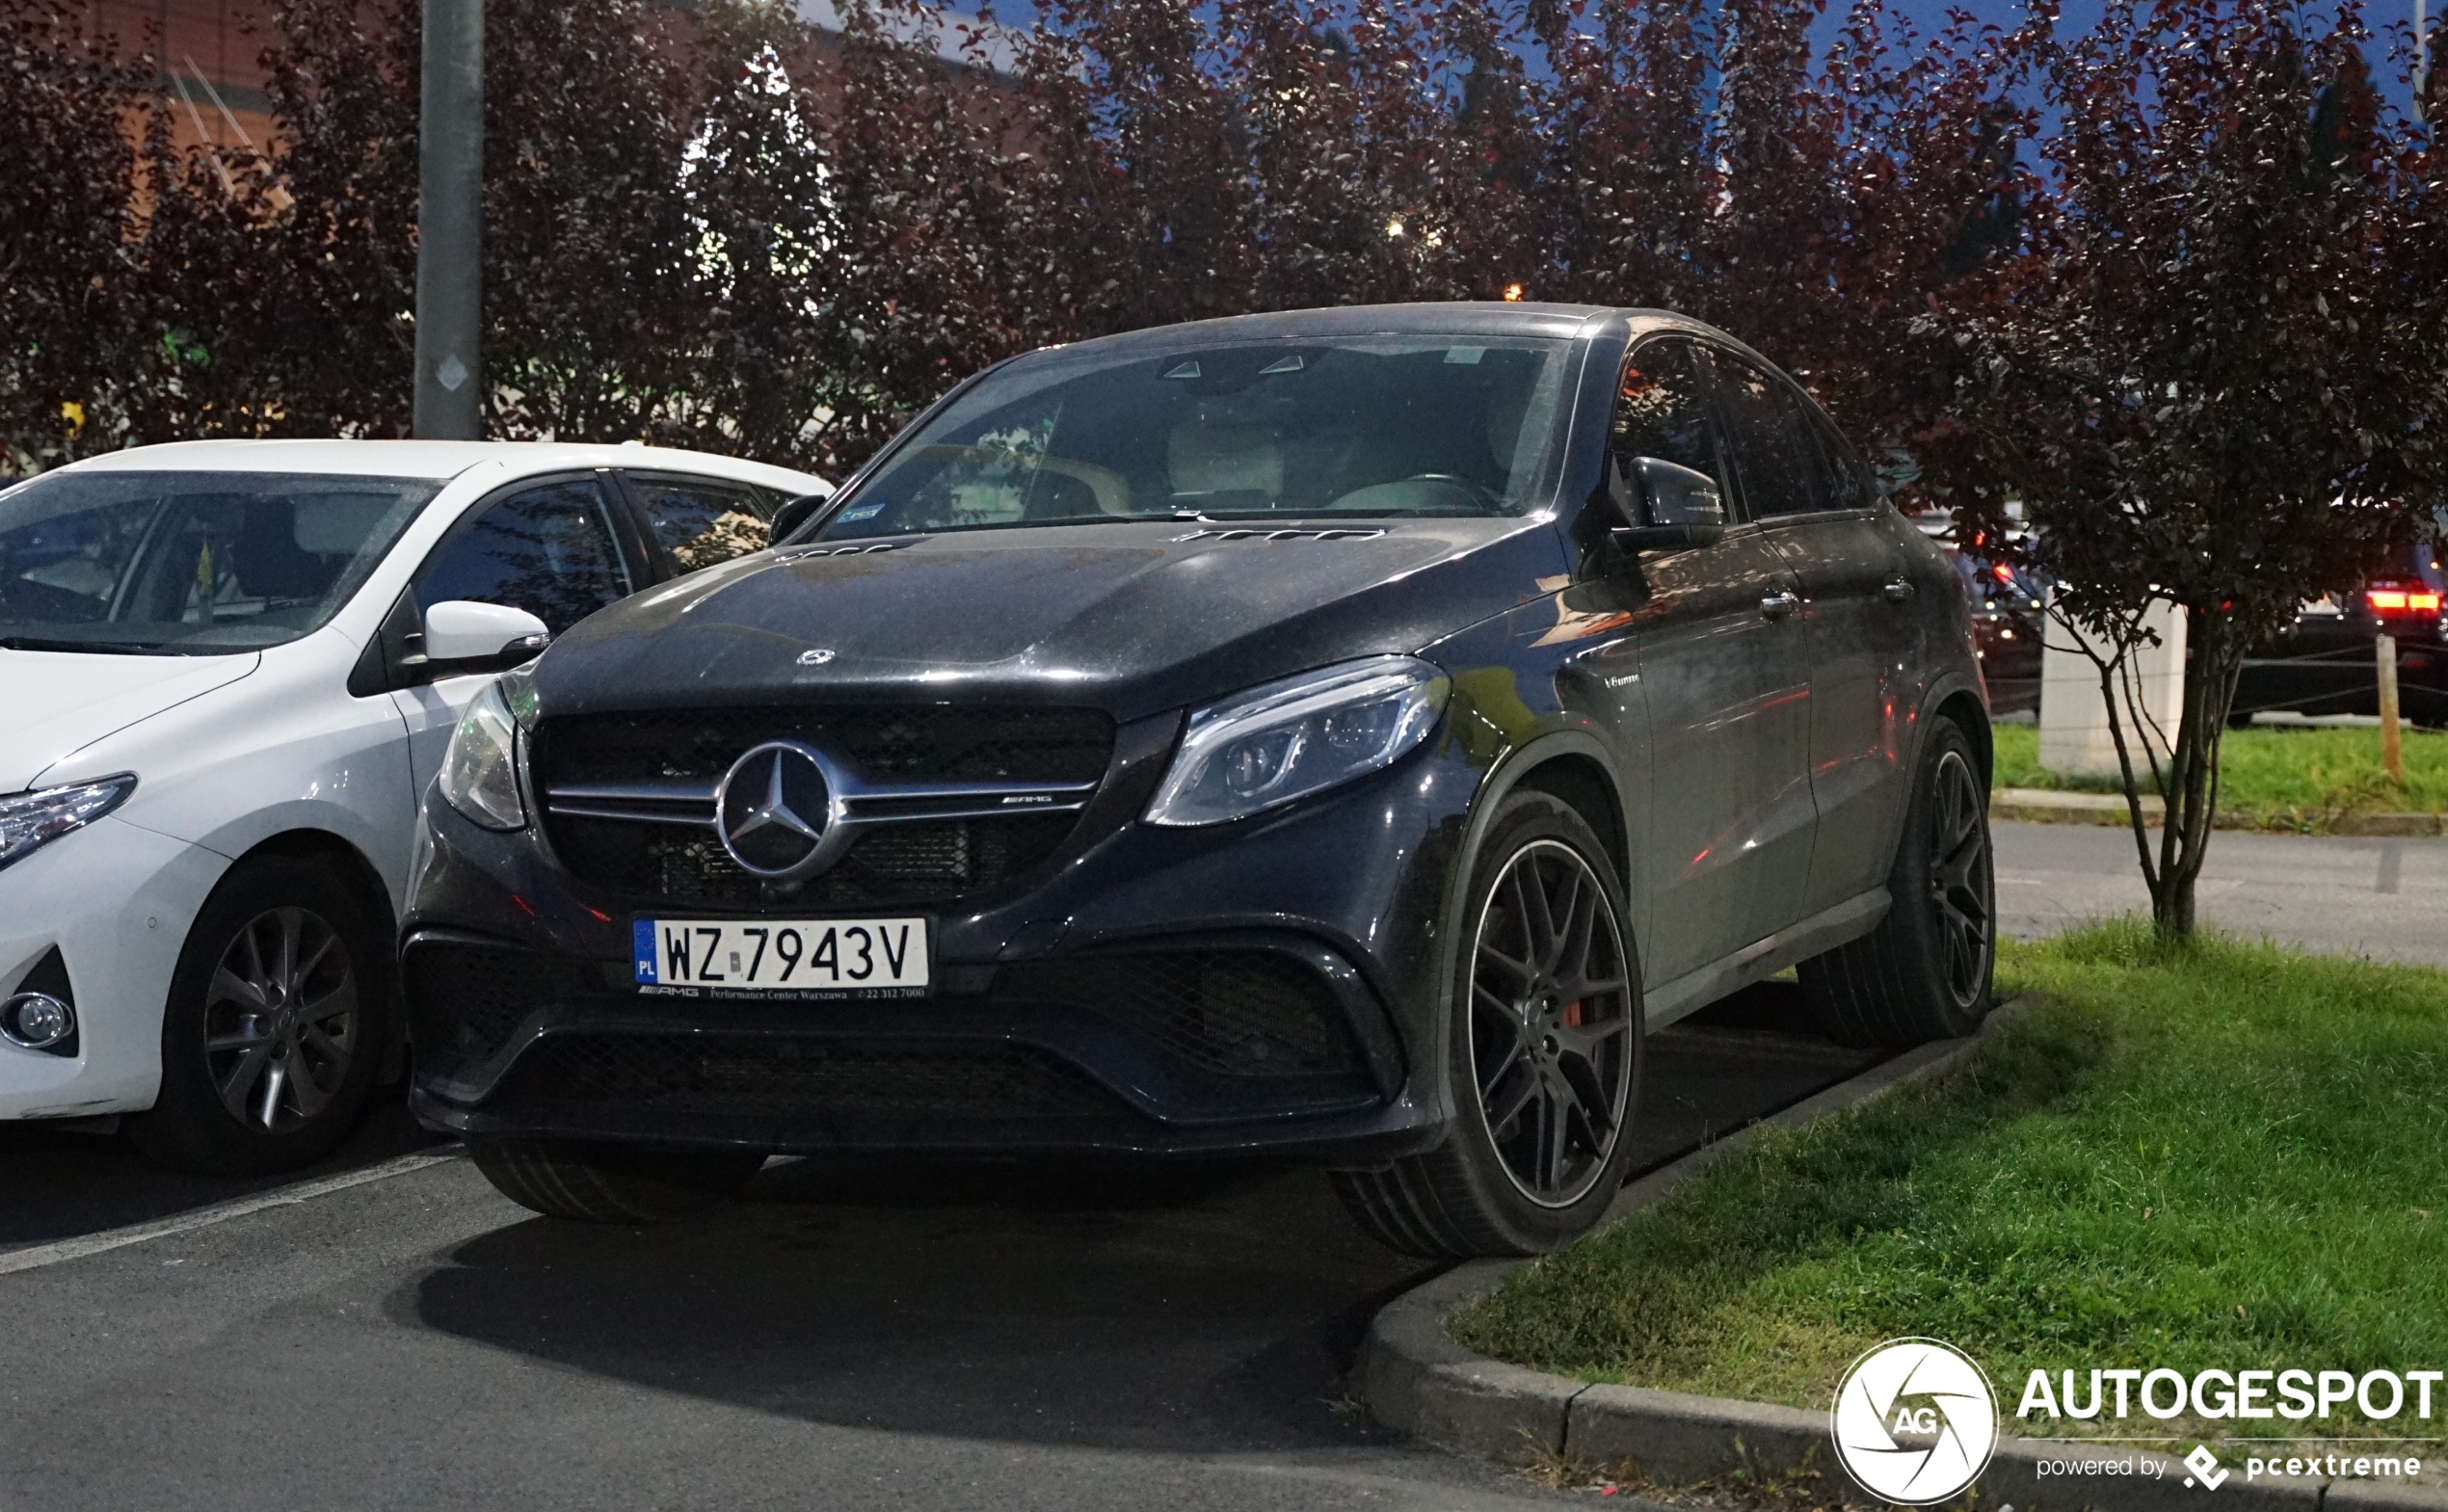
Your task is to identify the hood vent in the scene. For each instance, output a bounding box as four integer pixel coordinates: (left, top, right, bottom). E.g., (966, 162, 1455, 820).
(785, 542, 905, 559)
(1172, 527, 1386, 544)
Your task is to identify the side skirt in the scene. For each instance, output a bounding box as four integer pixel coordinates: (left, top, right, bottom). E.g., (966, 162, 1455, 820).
(1640, 887, 1890, 1029)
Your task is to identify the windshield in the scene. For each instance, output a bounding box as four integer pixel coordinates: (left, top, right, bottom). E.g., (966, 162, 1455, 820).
(0, 471, 438, 655)
(817, 335, 1575, 539)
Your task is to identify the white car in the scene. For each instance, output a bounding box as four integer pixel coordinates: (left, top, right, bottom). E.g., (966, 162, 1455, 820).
(0, 440, 831, 1173)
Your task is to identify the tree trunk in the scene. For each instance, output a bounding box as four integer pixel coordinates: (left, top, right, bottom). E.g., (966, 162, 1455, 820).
(2148, 611, 2246, 940)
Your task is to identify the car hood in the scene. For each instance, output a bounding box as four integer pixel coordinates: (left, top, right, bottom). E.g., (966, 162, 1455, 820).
(535, 518, 1567, 722)
(0, 650, 261, 790)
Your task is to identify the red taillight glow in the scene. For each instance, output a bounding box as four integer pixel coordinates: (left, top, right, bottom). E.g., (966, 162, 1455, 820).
(1992, 562, 2015, 583)
(2367, 588, 2442, 614)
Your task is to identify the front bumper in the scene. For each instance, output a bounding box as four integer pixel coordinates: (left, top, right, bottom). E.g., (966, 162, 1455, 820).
(402, 721, 1483, 1162)
(0, 816, 226, 1120)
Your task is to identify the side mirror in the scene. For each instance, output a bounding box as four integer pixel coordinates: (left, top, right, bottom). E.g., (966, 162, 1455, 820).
(1608, 455, 1727, 552)
(767, 491, 833, 544)
(423, 599, 549, 669)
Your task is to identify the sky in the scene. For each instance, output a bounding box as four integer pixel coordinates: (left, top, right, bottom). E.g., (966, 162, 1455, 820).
(1816, 0, 2433, 121)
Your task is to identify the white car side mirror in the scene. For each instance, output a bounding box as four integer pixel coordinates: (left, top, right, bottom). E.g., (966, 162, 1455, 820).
(423, 600, 549, 665)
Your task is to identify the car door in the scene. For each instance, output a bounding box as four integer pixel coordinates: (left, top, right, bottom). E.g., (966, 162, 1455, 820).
(615, 471, 774, 577)
(1597, 336, 1817, 990)
(391, 473, 641, 800)
(1710, 349, 1920, 916)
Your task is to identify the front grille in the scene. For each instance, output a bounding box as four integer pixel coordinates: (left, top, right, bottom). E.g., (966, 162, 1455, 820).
(403, 942, 611, 1062)
(533, 706, 1114, 787)
(493, 1035, 1123, 1122)
(531, 705, 1113, 907)
(549, 812, 1081, 910)
(998, 949, 1366, 1078)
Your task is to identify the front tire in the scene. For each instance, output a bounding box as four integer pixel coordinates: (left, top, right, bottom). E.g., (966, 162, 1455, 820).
(469, 1139, 766, 1223)
(129, 855, 394, 1176)
(1334, 791, 1644, 1258)
(1798, 718, 1996, 1045)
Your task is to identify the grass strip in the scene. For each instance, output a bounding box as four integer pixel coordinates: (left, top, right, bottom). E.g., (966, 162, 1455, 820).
(1450, 923, 2448, 1445)
(1993, 723, 2448, 829)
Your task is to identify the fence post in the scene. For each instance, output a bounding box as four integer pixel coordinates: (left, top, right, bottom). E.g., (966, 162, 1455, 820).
(2379, 632, 2406, 783)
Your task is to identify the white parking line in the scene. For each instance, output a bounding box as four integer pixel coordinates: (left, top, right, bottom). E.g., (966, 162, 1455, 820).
(0, 1147, 464, 1278)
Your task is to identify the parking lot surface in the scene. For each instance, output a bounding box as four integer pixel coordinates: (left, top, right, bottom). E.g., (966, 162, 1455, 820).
(1993, 819, 2448, 967)
(0, 986, 1880, 1512)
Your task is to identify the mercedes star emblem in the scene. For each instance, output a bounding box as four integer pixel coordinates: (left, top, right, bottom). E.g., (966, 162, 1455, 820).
(715, 741, 836, 878)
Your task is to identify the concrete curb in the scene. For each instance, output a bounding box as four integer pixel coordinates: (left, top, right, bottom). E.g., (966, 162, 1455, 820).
(1357, 995, 2448, 1508)
(1991, 786, 2446, 836)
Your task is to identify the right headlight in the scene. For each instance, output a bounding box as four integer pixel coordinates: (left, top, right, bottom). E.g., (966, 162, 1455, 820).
(437, 670, 535, 831)
(1144, 656, 1450, 827)
(0, 773, 137, 873)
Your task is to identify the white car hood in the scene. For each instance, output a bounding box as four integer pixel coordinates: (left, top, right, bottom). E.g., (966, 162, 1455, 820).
(0, 650, 261, 791)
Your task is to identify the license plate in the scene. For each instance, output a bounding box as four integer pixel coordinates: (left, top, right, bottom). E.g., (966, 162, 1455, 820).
(632, 917, 929, 997)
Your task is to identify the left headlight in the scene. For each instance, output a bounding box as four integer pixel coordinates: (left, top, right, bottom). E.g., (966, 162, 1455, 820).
(438, 669, 535, 832)
(0, 773, 137, 873)
(1145, 656, 1450, 827)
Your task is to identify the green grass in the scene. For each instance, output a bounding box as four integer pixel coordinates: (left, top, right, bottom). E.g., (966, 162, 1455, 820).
(1450, 924, 2448, 1445)
(1993, 722, 2448, 828)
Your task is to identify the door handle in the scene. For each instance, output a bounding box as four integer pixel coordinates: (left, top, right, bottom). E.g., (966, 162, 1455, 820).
(1883, 576, 1916, 603)
(1761, 591, 1800, 620)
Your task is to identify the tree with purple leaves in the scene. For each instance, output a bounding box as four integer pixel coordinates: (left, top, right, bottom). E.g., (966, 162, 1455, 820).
(1935, 0, 2447, 936)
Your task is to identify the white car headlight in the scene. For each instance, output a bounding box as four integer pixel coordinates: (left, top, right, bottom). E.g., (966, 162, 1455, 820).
(0, 773, 138, 872)
(438, 672, 534, 831)
(1144, 656, 1450, 827)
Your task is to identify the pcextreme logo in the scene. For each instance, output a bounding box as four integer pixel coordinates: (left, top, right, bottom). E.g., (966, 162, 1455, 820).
(1831, 1338, 2001, 1504)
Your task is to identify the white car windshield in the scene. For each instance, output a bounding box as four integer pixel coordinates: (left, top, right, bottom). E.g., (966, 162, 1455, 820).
(817, 335, 1574, 539)
(0, 471, 438, 655)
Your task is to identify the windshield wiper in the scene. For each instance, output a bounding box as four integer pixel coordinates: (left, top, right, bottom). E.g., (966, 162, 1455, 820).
(0, 634, 166, 654)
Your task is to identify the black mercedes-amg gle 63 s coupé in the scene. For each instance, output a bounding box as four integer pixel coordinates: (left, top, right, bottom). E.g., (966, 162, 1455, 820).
(402, 304, 1997, 1257)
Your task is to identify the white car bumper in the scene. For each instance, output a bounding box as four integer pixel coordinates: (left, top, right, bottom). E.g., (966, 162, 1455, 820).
(0, 816, 227, 1120)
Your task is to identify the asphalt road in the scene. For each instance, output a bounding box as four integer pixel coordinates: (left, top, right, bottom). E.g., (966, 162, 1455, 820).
(1992, 818, 2448, 967)
(0, 983, 1883, 1512)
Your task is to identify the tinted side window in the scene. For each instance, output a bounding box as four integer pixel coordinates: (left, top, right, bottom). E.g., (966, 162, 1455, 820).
(1610, 339, 1727, 487)
(1807, 411, 1877, 511)
(418, 478, 634, 635)
(626, 474, 770, 571)
(1711, 353, 1835, 517)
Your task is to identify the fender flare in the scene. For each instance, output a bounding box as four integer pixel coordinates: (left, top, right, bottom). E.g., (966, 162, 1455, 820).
(1418, 727, 1639, 1129)
(1912, 671, 1994, 784)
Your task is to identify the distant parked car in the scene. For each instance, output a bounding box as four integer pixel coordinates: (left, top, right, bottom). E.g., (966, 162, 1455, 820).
(1948, 543, 2047, 718)
(2231, 541, 2448, 728)
(0, 440, 829, 1173)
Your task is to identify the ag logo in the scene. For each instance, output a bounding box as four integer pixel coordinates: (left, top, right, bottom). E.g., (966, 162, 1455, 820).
(1831, 1338, 1998, 1505)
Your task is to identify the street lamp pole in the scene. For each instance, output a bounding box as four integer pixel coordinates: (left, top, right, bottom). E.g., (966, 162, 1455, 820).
(412, 0, 483, 439)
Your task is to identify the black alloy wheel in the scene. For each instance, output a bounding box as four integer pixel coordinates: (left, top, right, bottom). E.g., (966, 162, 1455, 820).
(1926, 746, 1995, 1013)
(1797, 718, 1997, 1045)
(1333, 789, 1645, 1257)
(1467, 838, 1636, 1208)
